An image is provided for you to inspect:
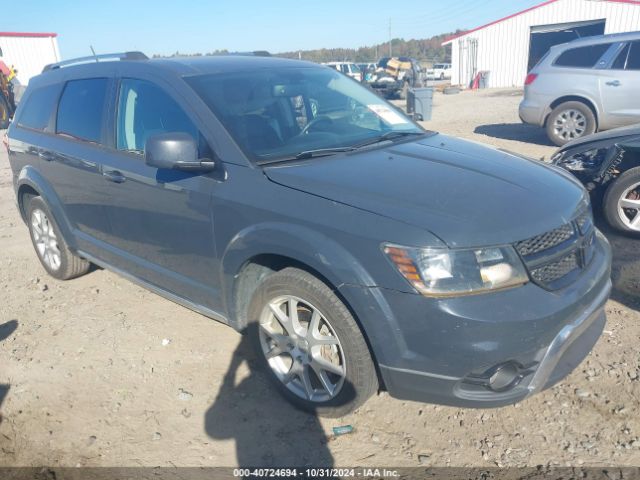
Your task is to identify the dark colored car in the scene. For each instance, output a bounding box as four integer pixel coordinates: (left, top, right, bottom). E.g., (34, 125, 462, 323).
(552, 124, 640, 235)
(6, 52, 611, 416)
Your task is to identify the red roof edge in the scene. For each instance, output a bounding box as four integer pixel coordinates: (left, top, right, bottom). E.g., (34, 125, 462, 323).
(442, 0, 640, 44)
(0, 32, 58, 38)
(442, 0, 560, 44)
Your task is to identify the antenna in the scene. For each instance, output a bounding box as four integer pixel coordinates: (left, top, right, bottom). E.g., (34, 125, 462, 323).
(90, 46, 99, 62)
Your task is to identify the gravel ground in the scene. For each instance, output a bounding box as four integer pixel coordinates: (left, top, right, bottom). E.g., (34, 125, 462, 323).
(1, 88, 640, 468)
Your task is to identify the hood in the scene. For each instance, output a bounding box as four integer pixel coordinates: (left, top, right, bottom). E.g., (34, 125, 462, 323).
(558, 124, 640, 153)
(264, 134, 587, 248)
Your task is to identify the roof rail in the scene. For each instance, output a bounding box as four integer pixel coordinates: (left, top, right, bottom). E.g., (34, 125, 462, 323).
(42, 51, 148, 73)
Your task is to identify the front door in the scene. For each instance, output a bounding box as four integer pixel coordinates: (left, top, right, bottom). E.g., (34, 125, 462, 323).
(99, 78, 222, 311)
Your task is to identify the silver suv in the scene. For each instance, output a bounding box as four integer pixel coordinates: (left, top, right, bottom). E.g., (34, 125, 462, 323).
(519, 32, 640, 146)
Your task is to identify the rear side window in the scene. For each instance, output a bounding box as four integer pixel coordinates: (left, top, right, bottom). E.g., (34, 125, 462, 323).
(627, 41, 640, 70)
(18, 84, 60, 131)
(56, 78, 109, 143)
(554, 44, 611, 68)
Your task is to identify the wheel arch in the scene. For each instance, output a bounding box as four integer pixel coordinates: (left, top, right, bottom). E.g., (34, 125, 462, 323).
(545, 95, 600, 129)
(220, 223, 391, 375)
(221, 223, 378, 329)
(16, 166, 77, 249)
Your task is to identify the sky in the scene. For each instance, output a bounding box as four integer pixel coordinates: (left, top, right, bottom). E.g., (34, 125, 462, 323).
(6, 0, 543, 59)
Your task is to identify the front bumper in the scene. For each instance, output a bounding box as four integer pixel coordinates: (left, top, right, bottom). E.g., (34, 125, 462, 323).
(378, 279, 609, 407)
(340, 231, 612, 408)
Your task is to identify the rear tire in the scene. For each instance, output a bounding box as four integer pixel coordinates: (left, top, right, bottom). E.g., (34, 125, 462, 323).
(27, 196, 91, 280)
(546, 101, 596, 146)
(603, 167, 640, 235)
(0, 96, 10, 130)
(247, 267, 378, 417)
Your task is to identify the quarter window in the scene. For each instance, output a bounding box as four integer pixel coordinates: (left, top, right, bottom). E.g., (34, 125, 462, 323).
(554, 44, 611, 68)
(56, 78, 109, 143)
(626, 41, 640, 70)
(611, 44, 630, 70)
(116, 79, 199, 153)
(17, 83, 60, 131)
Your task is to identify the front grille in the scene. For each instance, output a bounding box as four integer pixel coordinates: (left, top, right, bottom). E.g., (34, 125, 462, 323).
(530, 252, 580, 285)
(515, 224, 575, 257)
(515, 209, 595, 290)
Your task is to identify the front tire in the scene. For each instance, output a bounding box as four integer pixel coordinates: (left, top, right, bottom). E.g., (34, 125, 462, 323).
(546, 101, 596, 146)
(27, 196, 91, 280)
(603, 167, 640, 235)
(247, 268, 378, 417)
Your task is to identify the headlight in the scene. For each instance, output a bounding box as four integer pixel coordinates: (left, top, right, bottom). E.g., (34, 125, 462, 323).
(555, 147, 608, 171)
(383, 244, 528, 297)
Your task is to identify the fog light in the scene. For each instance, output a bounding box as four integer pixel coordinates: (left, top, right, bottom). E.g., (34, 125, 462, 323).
(488, 362, 522, 392)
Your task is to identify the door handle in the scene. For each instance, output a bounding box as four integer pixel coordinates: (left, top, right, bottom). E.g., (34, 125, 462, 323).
(38, 151, 56, 162)
(606, 80, 621, 87)
(103, 170, 126, 183)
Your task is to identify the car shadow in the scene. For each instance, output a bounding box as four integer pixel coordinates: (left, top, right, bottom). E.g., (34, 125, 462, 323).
(474, 123, 555, 147)
(594, 210, 640, 310)
(0, 319, 18, 425)
(204, 332, 335, 467)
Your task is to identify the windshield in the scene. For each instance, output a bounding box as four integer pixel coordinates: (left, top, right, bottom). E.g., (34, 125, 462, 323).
(186, 66, 423, 163)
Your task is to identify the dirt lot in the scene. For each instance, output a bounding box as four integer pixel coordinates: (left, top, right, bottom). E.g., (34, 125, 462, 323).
(1, 88, 640, 468)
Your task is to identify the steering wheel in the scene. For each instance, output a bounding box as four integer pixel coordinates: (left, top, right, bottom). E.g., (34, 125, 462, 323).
(300, 115, 334, 135)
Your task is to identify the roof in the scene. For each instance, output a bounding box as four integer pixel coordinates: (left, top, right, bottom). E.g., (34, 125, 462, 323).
(442, 0, 640, 44)
(0, 32, 57, 38)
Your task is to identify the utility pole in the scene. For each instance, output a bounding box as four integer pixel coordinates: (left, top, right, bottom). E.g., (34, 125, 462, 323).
(388, 18, 392, 57)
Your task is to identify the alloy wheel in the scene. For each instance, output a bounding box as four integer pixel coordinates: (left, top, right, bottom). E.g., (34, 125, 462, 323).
(553, 109, 587, 141)
(258, 295, 346, 402)
(31, 209, 62, 271)
(617, 182, 640, 231)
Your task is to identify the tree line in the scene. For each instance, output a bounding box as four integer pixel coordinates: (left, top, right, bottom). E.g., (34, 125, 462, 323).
(153, 31, 462, 64)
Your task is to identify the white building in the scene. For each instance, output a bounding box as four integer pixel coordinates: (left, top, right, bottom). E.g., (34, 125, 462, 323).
(0, 32, 60, 84)
(443, 0, 640, 88)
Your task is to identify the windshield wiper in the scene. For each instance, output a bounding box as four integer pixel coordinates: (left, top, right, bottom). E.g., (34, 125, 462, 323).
(353, 131, 426, 149)
(293, 147, 357, 160)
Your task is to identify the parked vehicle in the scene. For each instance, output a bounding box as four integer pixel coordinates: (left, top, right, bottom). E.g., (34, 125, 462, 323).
(520, 32, 640, 147)
(426, 63, 452, 80)
(7, 52, 611, 416)
(552, 124, 640, 234)
(369, 57, 423, 98)
(322, 61, 362, 82)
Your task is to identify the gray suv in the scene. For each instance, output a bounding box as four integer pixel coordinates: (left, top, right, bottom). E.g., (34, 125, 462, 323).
(7, 52, 611, 416)
(520, 32, 640, 146)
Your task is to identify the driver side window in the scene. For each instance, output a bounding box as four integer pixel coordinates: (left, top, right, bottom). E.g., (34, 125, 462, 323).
(116, 79, 200, 153)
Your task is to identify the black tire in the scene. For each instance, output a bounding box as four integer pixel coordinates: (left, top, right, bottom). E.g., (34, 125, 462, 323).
(546, 101, 596, 147)
(26, 196, 91, 280)
(247, 267, 378, 417)
(0, 95, 9, 130)
(603, 167, 640, 235)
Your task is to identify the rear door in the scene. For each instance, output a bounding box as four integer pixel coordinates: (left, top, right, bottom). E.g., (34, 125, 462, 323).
(38, 77, 116, 256)
(599, 41, 640, 128)
(97, 76, 221, 310)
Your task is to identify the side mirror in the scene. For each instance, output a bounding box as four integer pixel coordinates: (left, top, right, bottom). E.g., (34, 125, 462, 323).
(145, 132, 215, 172)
